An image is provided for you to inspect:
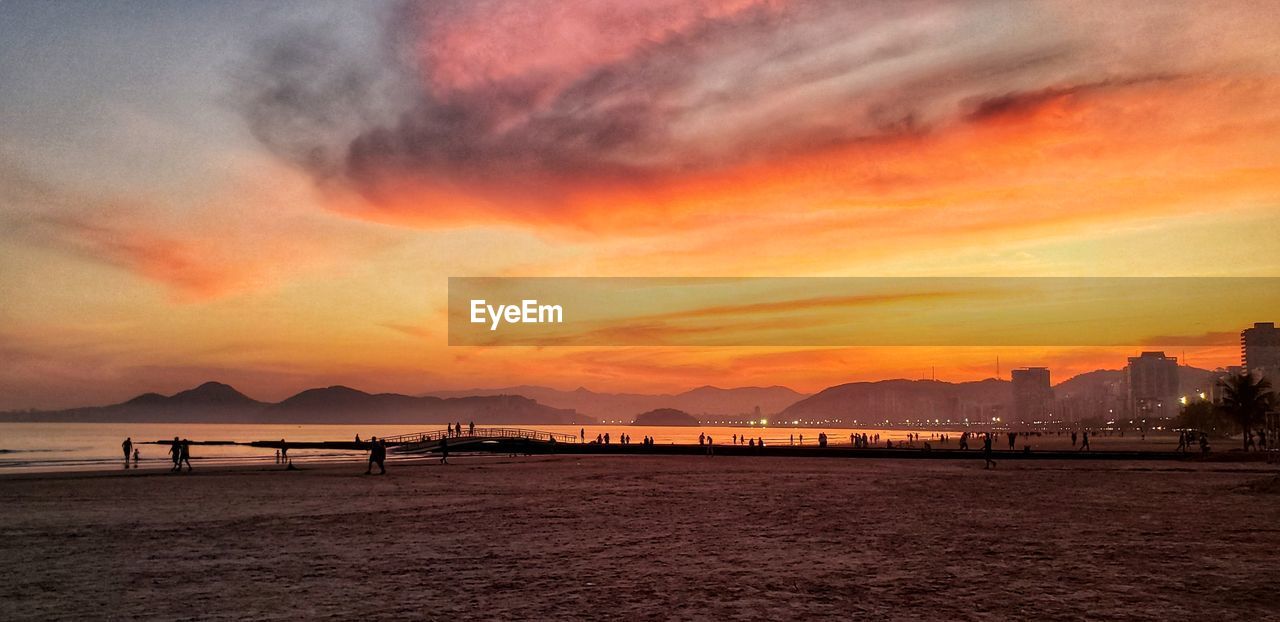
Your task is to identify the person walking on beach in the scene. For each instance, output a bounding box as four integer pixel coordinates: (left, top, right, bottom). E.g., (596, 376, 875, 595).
(365, 437, 386, 475)
(580, 427, 585, 443)
(469, 421, 475, 436)
(132, 448, 140, 466)
(1078, 431, 1091, 452)
(1071, 431, 1078, 447)
(169, 437, 182, 472)
(179, 439, 193, 472)
(983, 433, 996, 469)
(280, 440, 289, 464)
(439, 436, 449, 464)
(122, 437, 133, 468)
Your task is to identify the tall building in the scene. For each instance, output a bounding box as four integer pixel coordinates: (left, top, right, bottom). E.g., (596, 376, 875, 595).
(1011, 367, 1053, 425)
(1125, 352, 1179, 420)
(1241, 322, 1280, 381)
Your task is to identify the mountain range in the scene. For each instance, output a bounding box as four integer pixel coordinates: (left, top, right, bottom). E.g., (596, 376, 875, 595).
(0, 365, 1220, 426)
(0, 382, 586, 425)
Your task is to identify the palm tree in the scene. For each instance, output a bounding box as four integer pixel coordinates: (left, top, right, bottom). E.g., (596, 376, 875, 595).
(1217, 372, 1276, 451)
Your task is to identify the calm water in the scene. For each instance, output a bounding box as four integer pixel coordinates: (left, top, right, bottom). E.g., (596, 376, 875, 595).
(0, 422, 934, 473)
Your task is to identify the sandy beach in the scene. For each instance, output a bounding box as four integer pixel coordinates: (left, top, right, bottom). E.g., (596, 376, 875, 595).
(1, 455, 1278, 621)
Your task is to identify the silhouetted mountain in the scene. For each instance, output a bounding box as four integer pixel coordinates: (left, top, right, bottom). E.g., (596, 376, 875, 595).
(780, 379, 1012, 425)
(264, 386, 585, 425)
(632, 408, 699, 426)
(779, 365, 1223, 427)
(1053, 365, 1217, 398)
(169, 381, 261, 407)
(5, 381, 267, 423)
(424, 385, 806, 420)
(0, 382, 591, 425)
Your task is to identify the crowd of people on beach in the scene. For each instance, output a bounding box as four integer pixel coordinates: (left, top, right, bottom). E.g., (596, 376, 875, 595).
(120, 418, 1260, 478)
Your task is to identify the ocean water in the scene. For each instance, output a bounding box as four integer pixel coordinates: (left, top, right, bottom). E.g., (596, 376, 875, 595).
(0, 422, 932, 473)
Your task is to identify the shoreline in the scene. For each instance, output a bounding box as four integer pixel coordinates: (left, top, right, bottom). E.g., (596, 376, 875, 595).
(1, 447, 1273, 481)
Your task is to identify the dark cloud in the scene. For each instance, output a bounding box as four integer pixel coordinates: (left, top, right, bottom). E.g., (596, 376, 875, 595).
(964, 75, 1182, 122)
(230, 1, 1245, 221)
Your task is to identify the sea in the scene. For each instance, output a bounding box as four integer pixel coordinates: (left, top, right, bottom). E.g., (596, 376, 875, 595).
(0, 422, 935, 473)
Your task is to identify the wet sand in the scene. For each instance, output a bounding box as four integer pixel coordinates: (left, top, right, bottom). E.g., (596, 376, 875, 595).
(1, 455, 1278, 620)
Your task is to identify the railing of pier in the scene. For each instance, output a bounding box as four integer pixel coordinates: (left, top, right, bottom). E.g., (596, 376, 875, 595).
(380, 427, 578, 446)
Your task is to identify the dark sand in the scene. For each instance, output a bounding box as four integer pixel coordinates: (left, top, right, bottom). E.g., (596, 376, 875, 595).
(1, 456, 1278, 621)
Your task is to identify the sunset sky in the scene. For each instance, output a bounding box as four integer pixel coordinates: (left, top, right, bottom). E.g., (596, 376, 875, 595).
(2, 0, 1278, 409)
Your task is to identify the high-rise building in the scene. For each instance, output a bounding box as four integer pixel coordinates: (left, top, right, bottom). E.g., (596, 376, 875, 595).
(1242, 322, 1280, 380)
(1125, 351, 1179, 420)
(1011, 367, 1053, 425)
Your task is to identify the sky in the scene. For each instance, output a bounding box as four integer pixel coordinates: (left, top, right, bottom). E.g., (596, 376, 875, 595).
(1, 0, 1278, 409)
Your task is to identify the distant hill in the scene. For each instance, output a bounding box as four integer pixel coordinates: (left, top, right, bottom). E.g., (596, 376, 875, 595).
(1053, 366, 1217, 398)
(780, 378, 1012, 425)
(424, 385, 806, 421)
(781, 365, 1221, 426)
(0, 382, 591, 425)
(632, 408, 699, 426)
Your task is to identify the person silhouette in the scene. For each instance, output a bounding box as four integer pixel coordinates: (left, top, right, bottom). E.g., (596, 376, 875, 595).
(122, 437, 133, 468)
(365, 436, 386, 475)
(1079, 431, 1091, 451)
(132, 448, 140, 466)
(169, 437, 181, 472)
(179, 439, 193, 472)
(280, 440, 289, 464)
(439, 436, 449, 464)
(469, 421, 475, 435)
(983, 433, 996, 469)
